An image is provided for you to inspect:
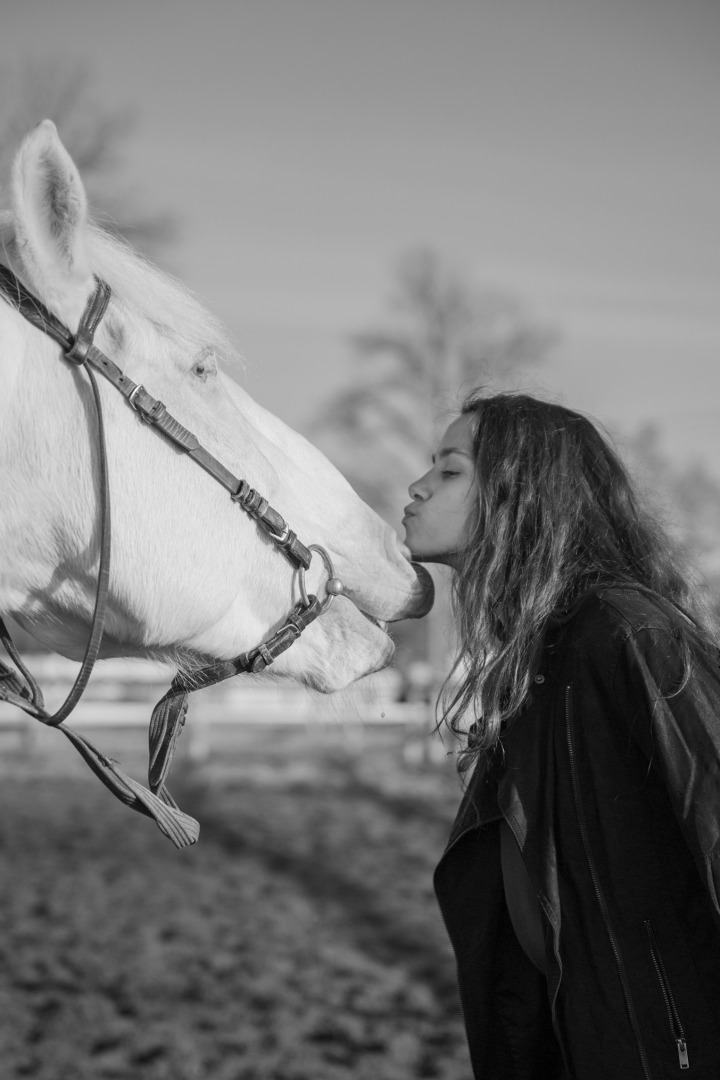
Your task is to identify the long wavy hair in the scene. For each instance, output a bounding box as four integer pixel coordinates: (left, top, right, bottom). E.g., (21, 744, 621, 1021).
(441, 390, 718, 772)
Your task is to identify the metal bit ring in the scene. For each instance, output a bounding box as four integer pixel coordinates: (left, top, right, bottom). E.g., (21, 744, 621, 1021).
(297, 544, 345, 611)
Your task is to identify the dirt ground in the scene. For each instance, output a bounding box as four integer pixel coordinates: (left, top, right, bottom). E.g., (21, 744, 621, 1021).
(0, 723, 472, 1080)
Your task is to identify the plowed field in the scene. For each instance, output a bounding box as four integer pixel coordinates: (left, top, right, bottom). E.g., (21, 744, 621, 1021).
(0, 724, 471, 1080)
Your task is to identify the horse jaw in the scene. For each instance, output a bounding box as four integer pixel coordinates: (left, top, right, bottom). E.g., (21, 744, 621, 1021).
(10, 587, 396, 696)
(275, 600, 397, 693)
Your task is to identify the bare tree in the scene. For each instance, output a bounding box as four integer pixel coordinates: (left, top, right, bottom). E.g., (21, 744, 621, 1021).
(0, 61, 176, 258)
(625, 424, 720, 602)
(311, 248, 556, 527)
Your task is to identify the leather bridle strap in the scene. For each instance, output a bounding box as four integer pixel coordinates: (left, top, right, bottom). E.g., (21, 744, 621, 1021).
(0, 266, 339, 848)
(0, 266, 312, 570)
(0, 630, 201, 848)
(1, 277, 113, 725)
(147, 596, 323, 800)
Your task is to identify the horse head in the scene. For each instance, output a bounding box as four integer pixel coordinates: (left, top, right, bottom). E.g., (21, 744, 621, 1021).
(0, 121, 433, 693)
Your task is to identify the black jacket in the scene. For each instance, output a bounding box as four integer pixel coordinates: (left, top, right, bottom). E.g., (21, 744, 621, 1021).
(434, 588, 720, 1079)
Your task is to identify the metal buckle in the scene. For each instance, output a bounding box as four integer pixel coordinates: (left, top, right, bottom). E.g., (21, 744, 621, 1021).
(267, 524, 291, 546)
(128, 384, 144, 411)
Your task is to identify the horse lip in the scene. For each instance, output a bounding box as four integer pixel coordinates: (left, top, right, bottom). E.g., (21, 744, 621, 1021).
(361, 610, 389, 633)
(405, 562, 435, 618)
(370, 562, 435, 622)
(343, 561, 435, 623)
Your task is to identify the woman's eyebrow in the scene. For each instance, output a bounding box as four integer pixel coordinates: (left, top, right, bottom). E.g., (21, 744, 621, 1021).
(431, 447, 473, 463)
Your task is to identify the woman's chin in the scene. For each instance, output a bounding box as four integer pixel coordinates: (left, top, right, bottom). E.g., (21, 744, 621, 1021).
(402, 522, 417, 550)
(406, 547, 432, 564)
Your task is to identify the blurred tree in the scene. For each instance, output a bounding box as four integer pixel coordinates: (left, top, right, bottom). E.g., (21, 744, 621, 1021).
(310, 248, 556, 528)
(625, 424, 720, 603)
(0, 60, 176, 258)
(310, 249, 557, 690)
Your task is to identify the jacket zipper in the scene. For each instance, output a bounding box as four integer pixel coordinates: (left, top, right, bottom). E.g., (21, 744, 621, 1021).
(565, 684, 654, 1080)
(644, 921, 690, 1069)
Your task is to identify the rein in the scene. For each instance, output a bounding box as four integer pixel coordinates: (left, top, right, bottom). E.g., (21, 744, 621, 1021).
(0, 266, 345, 848)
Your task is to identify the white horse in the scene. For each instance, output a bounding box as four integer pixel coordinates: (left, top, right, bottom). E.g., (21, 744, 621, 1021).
(0, 121, 432, 695)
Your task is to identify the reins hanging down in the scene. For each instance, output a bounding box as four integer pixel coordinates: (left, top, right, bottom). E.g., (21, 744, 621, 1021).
(0, 266, 345, 849)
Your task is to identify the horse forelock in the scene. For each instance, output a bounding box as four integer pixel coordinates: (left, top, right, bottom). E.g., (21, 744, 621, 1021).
(0, 210, 241, 371)
(89, 227, 233, 353)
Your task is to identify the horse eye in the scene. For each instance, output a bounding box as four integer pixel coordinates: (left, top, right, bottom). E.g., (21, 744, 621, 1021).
(191, 351, 217, 381)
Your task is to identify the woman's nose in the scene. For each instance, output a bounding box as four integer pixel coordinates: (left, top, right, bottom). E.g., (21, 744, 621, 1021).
(408, 473, 430, 500)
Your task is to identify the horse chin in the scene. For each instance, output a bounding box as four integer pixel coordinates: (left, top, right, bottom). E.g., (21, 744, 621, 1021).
(343, 561, 435, 623)
(273, 599, 395, 694)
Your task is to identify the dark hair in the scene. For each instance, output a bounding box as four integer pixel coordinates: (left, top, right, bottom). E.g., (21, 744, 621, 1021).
(441, 390, 718, 771)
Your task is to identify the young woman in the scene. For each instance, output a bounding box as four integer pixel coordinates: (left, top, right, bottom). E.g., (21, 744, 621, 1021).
(403, 390, 720, 1079)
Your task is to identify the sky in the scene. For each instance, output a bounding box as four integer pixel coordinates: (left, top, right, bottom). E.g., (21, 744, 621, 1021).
(3, 0, 720, 476)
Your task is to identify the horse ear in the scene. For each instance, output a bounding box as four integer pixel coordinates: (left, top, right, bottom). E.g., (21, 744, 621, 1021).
(11, 119, 92, 297)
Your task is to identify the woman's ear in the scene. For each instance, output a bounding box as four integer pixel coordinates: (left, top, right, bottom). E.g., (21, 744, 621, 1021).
(11, 119, 92, 304)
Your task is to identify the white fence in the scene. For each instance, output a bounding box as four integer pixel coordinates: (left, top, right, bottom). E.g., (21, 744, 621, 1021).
(0, 654, 443, 766)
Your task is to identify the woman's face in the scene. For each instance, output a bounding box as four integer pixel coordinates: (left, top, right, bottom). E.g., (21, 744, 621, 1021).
(403, 414, 476, 567)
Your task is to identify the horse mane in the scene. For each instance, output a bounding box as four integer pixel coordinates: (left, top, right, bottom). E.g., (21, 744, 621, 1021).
(0, 209, 239, 366)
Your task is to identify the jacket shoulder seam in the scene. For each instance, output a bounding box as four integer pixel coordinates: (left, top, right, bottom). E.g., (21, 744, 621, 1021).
(597, 592, 675, 645)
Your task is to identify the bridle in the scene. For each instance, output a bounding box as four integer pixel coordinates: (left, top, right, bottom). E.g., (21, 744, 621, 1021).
(0, 267, 349, 848)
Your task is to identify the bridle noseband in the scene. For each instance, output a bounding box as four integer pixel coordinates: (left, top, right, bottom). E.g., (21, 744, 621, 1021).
(0, 267, 348, 848)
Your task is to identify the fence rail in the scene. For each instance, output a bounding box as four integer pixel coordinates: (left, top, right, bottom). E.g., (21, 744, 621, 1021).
(0, 654, 444, 767)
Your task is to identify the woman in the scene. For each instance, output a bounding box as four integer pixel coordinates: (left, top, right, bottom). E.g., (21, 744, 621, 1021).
(403, 390, 720, 1079)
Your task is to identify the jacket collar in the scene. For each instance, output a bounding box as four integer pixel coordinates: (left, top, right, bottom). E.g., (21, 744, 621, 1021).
(547, 584, 608, 628)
